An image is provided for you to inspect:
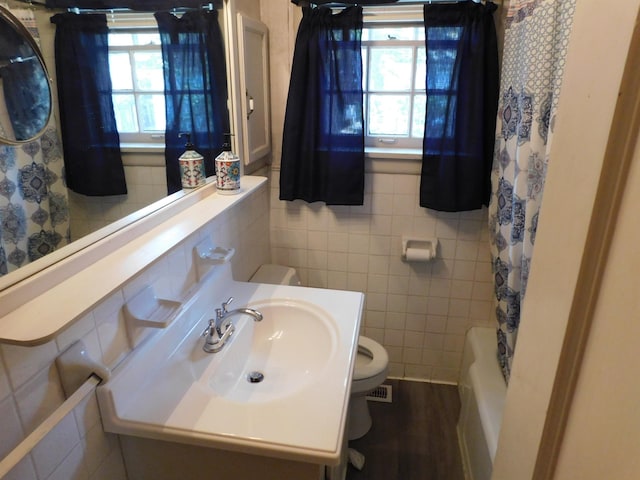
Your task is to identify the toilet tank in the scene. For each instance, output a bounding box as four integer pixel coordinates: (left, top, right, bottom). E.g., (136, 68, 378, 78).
(249, 264, 301, 286)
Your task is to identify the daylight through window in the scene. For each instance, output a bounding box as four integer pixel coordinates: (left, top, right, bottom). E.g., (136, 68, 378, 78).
(108, 28, 166, 145)
(362, 22, 425, 150)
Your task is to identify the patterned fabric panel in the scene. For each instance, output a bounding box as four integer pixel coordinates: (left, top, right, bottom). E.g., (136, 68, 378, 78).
(488, 0, 576, 382)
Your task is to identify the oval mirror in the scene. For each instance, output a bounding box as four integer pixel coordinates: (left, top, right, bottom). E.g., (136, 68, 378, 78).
(0, 5, 52, 144)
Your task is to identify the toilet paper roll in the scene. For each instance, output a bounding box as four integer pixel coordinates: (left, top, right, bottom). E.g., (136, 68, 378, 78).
(404, 247, 433, 262)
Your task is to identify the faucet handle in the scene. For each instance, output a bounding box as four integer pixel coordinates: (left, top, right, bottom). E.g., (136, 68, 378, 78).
(222, 297, 233, 312)
(202, 318, 216, 338)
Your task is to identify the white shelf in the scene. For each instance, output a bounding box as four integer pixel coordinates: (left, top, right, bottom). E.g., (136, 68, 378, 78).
(0, 176, 267, 345)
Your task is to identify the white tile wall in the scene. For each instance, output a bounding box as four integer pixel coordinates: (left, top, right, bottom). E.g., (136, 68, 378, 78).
(270, 170, 495, 383)
(0, 181, 270, 480)
(68, 164, 168, 242)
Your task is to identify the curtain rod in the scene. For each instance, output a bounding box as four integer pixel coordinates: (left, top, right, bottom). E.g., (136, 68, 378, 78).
(293, 0, 490, 7)
(64, 3, 217, 14)
(14, 0, 220, 12)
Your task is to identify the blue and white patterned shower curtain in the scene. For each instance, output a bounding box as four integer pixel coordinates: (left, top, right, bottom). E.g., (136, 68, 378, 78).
(0, 9, 70, 276)
(489, 0, 576, 383)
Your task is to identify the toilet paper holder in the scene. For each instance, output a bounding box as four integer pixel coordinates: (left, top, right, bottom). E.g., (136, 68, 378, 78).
(401, 236, 438, 262)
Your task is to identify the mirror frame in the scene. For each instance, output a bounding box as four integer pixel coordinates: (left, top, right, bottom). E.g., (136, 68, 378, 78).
(0, 0, 241, 292)
(0, 4, 53, 145)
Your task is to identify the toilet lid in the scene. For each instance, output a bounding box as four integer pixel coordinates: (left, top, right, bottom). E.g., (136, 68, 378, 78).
(353, 336, 389, 381)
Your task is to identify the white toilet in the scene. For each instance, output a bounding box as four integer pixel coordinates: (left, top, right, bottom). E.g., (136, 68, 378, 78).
(249, 264, 389, 440)
(349, 335, 389, 439)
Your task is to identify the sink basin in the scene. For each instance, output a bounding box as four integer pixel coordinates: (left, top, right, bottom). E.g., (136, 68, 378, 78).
(209, 299, 338, 403)
(97, 266, 364, 465)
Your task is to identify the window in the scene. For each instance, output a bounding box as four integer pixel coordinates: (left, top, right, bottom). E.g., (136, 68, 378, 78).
(362, 22, 425, 150)
(108, 27, 165, 145)
(361, 6, 463, 156)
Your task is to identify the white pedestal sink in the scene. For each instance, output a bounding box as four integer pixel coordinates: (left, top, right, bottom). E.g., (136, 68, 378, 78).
(208, 298, 339, 403)
(97, 263, 364, 479)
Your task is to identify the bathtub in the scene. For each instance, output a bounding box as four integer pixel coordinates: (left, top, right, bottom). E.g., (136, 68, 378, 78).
(457, 327, 507, 480)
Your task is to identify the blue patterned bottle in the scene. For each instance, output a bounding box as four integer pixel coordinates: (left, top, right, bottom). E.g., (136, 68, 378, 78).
(215, 134, 240, 194)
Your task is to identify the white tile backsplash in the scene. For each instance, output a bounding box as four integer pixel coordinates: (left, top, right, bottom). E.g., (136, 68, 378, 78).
(0, 356, 11, 402)
(1, 341, 59, 391)
(4, 456, 38, 480)
(89, 446, 128, 480)
(69, 164, 167, 242)
(82, 424, 119, 475)
(31, 413, 80, 479)
(0, 395, 24, 457)
(96, 315, 130, 369)
(45, 443, 89, 480)
(14, 368, 65, 435)
(55, 314, 96, 353)
(73, 393, 101, 439)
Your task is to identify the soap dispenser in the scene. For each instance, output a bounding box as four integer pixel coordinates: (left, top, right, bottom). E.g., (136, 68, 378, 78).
(214, 133, 241, 194)
(178, 132, 205, 189)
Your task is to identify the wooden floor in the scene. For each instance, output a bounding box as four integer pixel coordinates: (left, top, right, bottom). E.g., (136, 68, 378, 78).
(346, 379, 465, 480)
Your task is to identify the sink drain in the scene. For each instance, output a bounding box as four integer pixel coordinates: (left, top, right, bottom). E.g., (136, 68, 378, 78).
(247, 371, 264, 383)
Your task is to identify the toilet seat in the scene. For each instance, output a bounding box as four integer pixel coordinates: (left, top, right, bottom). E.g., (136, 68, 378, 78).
(349, 336, 389, 439)
(353, 336, 388, 381)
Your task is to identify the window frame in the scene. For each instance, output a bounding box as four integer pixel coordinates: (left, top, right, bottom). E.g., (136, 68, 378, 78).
(361, 5, 426, 153)
(107, 13, 166, 147)
(362, 23, 425, 150)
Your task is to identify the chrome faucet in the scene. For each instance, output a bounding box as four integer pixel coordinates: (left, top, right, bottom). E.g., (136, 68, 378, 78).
(202, 297, 263, 353)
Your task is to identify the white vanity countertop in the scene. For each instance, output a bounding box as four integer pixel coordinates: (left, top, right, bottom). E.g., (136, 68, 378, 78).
(97, 266, 364, 466)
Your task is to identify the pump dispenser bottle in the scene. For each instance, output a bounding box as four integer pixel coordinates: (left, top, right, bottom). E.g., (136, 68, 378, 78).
(178, 133, 205, 189)
(215, 133, 241, 194)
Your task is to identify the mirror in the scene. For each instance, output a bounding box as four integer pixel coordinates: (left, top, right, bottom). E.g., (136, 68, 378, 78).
(0, 0, 236, 288)
(0, 5, 52, 144)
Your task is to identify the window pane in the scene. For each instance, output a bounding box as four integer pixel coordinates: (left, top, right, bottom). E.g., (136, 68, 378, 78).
(112, 94, 138, 132)
(109, 53, 133, 90)
(369, 47, 412, 91)
(133, 51, 164, 91)
(132, 32, 161, 46)
(412, 94, 425, 138)
(426, 47, 458, 90)
(425, 28, 462, 92)
(415, 47, 425, 90)
(137, 94, 166, 132)
(426, 94, 446, 137)
(363, 93, 368, 131)
(361, 24, 430, 148)
(368, 94, 409, 136)
(365, 26, 423, 41)
(425, 94, 456, 138)
(362, 47, 368, 91)
(109, 32, 133, 47)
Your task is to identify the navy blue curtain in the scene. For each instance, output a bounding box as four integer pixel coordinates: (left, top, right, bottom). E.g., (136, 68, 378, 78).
(280, 6, 364, 206)
(50, 13, 126, 196)
(155, 9, 229, 194)
(420, 1, 499, 212)
(291, 0, 396, 5)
